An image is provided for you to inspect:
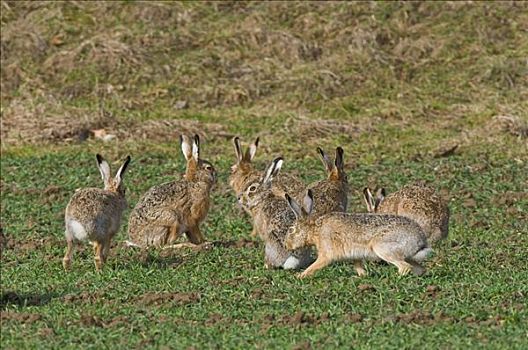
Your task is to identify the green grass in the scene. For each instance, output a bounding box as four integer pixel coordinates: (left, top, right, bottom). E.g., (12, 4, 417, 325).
(1, 2, 528, 349)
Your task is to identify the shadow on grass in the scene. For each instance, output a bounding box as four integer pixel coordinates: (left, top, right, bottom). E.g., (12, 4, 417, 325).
(1, 291, 61, 309)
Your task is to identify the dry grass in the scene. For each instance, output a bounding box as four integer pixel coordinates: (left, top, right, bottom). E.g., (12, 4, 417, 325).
(1, 1, 527, 154)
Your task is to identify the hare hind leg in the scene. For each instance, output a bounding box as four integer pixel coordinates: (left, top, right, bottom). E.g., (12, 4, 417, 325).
(408, 260, 426, 276)
(62, 230, 74, 271)
(93, 242, 104, 271)
(372, 243, 413, 276)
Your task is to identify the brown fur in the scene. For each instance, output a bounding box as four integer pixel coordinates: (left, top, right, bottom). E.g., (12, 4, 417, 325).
(239, 158, 312, 269)
(285, 190, 432, 278)
(63, 154, 130, 271)
(364, 182, 450, 244)
(127, 135, 216, 248)
(306, 147, 348, 217)
(229, 136, 305, 237)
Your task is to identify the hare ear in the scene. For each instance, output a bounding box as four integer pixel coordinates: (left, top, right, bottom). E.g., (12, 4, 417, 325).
(192, 134, 200, 161)
(374, 188, 386, 211)
(363, 187, 375, 212)
(263, 157, 283, 185)
(335, 147, 344, 171)
(317, 147, 333, 173)
(245, 136, 259, 161)
(181, 135, 192, 161)
(285, 193, 303, 219)
(303, 189, 314, 215)
(233, 137, 243, 162)
(115, 155, 131, 186)
(96, 154, 111, 186)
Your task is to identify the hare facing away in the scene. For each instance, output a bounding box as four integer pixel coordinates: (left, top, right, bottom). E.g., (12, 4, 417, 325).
(363, 182, 450, 244)
(306, 146, 348, 217)
(127, 135, 217, 248)
(238, 157, 312, 270)
(284, 190, 433, 279)
(63, 154, 131, 271)
(229, 136, 305, 236)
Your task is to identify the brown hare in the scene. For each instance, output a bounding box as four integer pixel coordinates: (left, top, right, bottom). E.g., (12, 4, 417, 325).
(127, 135, 216, 248)
(363, 182, 450, 244)
(238, 157, 312, 269)
(63, 154, 131, 271)
(285, 189, 433, 278)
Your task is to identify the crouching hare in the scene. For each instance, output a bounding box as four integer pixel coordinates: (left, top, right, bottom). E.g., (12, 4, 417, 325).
(238, 157, 312, 270)
(284, 190, 433, 278)
(127, 135, 216, 248)
(63, 154, 131, 271)
(363, 182, 450, 244)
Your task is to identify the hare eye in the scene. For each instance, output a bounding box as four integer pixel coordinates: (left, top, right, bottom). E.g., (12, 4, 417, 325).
(248, 185, 257, 192)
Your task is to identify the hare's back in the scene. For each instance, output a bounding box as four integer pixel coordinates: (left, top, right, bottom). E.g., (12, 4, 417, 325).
(66, 188, 121, 219)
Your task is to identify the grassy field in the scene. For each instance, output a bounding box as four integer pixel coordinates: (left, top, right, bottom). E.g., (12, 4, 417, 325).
(1, 2, 527, 349)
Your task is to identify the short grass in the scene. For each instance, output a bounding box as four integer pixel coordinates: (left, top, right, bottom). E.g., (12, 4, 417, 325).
(1, 2, 527, 349)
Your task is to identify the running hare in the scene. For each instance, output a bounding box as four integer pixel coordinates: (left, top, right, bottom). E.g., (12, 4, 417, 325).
(285, 189, 432, 278)
(63, 154, 131, 271)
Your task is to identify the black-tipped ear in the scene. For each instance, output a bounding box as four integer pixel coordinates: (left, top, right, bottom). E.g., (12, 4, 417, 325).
(115, 155, 131, 185)
(374, 188, 386, 211)
(96, 154, 111, 184)
(363, 187, 375, 212)
(246, 136, 259, 161)
(303, 189, 314, 215)
(233, 136, 243, 162)
(285, 193, 303, 219)
(317, 147, 333, 173)
(263, 157, 283, 184)
(335, 147, 344, 170)
(192, 134, 200, 160)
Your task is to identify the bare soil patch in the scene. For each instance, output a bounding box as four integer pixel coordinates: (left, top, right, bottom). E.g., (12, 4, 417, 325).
(0, 311, 43, 324)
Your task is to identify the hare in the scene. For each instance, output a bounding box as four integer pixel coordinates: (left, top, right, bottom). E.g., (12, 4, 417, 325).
(284, 189, 433, 278)
(238, 157, 312, 269)
(363, 182, 450, 244)
(306, 146, 348, 217)
(127, 135, 216, 248)
(63, 154, 131, 271)
(229, 136, 305, 236)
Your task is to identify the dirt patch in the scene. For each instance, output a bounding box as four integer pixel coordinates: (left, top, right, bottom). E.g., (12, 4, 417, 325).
(135, 292, 201, 306)
(383, 311, 454, 325)
(347, 313, 364, 323)
(0, 311, 42, 324)
(263, 311, 331, 328)
(62, 291, 105, 304)
(424, 285, 441, 299)
(80, 314, 105, 328)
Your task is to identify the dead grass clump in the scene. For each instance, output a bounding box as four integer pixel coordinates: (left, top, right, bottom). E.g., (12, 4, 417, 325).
(43, 31, 143, 77)
(489, 115, 528, 139)
(124, 119, 228, 143)
(286, 115, 369, 141)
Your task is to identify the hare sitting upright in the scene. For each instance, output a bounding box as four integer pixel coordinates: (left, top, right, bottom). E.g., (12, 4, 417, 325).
(229, 136, 305, 236)
(127, 135, 216, 248)
(238, 157, 312, 270)
(63, 154, 131, 271)
(363, 182, 450, 244)
(284, 189, 433, 278)
(306, 146, 348, 217)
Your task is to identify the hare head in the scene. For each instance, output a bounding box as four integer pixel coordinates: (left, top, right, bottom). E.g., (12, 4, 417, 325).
(284, 189, 315, 251)
(181, 134, 217, 185)
(238, 156, 282, 210)
(96, 154, 131, 196)
(362, 187, 386, 213)
(229, 136, 260, 194)
(317, 146, 347, 182)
